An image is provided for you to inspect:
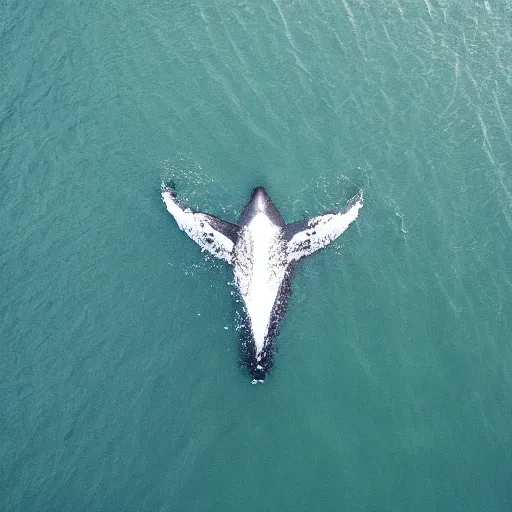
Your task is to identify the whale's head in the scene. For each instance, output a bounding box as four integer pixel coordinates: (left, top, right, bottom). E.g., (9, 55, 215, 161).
(250, 186, 270, 211)
(238, 186, 285, 227)
(161, 180, 177, 197)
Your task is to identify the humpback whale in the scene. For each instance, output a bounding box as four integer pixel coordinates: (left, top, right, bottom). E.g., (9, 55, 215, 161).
(162, 184, 363, 384)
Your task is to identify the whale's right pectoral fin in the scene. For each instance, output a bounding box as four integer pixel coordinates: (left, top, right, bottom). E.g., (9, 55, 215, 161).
(286, 189, 364, 263)
(162, 184, 240, 264)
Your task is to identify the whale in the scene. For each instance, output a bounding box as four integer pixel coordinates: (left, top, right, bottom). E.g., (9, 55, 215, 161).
(162, 184, 364, 384)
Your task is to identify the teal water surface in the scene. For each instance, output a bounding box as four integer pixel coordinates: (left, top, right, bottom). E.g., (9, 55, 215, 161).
(2, 1, 512, 511)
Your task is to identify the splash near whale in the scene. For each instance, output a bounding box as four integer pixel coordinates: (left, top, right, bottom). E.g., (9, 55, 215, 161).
(162, 184, 364, 384)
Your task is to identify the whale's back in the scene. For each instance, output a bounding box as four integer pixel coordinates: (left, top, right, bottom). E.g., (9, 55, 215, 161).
(233, 211, 287, 360)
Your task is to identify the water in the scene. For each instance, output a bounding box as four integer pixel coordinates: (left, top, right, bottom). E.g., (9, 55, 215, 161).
(1, 1, 512, 510)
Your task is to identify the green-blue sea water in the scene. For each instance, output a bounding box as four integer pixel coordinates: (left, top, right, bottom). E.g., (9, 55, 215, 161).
(2, 1, 512, 510)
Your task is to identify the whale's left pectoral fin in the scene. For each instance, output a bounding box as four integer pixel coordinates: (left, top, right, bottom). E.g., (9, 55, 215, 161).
(286, 189, 364, 263)
(162, 184, 240, 264)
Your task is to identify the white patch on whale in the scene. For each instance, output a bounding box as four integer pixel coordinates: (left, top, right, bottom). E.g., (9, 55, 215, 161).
(233, 212, 286, 357)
